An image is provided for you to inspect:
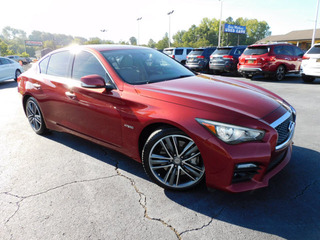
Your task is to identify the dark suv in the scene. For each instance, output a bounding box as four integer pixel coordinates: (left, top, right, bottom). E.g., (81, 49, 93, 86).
(238, 43, 304, 80)
(209, 46, 247, 74)
(185, 47, 216, 72)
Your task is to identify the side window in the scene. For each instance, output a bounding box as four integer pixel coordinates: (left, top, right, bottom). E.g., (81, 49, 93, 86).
(39, 56, 50, 74)
(273, 46, 282, 55)
(283, 46, 293, 55)
(187, 49, 192, 55)
(175, 49, 183, 55)
(72, 51, 108, 81)
(293, 46, 304, 56)
(47, 51, 73, 77)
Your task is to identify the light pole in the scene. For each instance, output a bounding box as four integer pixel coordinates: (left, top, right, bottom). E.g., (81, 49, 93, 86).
(312, 0, 320, 46)
(168, 10, 174, 47)
(218, 0, 223, 47)
(137, 17, 142, 45)
(100, 29, 107, 42)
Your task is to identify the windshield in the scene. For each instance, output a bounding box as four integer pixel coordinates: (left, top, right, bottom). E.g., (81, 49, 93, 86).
(308, 45, 320, 54)
(243, 47, 269, 55)
(101, 49, 195, 85)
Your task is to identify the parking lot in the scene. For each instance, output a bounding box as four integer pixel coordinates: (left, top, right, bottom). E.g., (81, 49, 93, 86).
(0, 73, 319, 240)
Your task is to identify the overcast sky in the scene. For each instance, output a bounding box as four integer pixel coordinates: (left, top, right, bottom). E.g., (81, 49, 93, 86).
(0, 0, 318, 44)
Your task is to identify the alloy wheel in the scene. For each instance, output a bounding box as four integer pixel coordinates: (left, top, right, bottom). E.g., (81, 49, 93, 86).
(147, 133, 205, 189)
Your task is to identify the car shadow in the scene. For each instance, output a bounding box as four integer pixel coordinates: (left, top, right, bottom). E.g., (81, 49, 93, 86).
(43, 130, 320, 239)
(0, 80, 17, 89)
(43, 131, 148, 180)
(164, 145, 320, 239)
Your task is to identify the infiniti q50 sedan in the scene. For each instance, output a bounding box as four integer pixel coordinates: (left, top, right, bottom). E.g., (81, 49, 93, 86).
(17, 45, 296, 192)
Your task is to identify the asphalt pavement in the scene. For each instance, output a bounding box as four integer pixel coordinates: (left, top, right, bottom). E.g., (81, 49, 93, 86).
(0, 74, 319, 240)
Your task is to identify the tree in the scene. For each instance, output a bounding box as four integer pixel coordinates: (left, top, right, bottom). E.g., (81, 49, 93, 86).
(129, 36, 137, 45)
(147, 39, 156, 48)
(85, 38, 102, 45)
(155, 33, 169, 50)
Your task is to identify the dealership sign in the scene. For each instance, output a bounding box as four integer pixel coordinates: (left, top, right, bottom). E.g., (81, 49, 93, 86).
(224, 24, 246, 34)
(25, 40, 43, 46)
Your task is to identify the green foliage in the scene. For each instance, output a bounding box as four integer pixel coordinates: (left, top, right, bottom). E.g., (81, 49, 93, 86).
(155, 33, 169, 50)
(172, 17, 271, 47)
(129, 36, 137, 45)
(21, 52, 29, 57)
(0, 17, 271, 57)
(147, 39, 156, 48)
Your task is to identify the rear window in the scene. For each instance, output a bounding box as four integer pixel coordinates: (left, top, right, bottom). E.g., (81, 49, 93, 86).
(212, 48, 231, 55)
(163, 49, 174, 55)
(243, 47, 269, 55)
(308, 45, 320, 54)
(189, 49, 204, 56)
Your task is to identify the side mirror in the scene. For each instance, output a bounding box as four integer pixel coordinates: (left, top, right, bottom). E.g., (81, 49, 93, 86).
(80, 74, 106, 88)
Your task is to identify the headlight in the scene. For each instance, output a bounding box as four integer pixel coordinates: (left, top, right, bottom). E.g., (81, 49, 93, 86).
(196, 118, 265, 144)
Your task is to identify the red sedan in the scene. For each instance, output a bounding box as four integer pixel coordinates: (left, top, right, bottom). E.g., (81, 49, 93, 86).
(17, 45, 296, 192)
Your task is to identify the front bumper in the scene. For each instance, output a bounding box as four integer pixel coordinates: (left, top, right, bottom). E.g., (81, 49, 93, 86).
(201, 108, 296, 193)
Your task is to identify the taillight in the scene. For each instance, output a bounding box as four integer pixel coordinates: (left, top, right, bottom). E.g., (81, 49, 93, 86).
(170, 55, 175, 59)
(302, 55, 310, 60)
(197, 56, 205, 59)
(186, 56, 189, 59)
(210, 55, 214, 59)
(223, 55, 233, 60)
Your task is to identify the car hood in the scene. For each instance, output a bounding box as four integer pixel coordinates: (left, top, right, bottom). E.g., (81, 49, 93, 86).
(134, 75, 282, 120)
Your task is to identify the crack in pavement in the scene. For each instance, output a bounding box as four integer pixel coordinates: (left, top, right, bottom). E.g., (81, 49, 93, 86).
(291, 180, 318, 200)
(179, 206, 225, 236)
(1, 175, 118, 225)
(114, 162, 182, 240)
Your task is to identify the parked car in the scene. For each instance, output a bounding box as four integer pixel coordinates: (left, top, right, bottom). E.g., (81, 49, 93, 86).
(238, 43, 304, 80)
(300, 43, 320, 83)
(209, 46, 247, 74)
(163, 47, 193, 64)
(18, 45, 296, 192)
(185, 47, 216, 72)
(6, 55, 26, 64)
(0, 57, 23, 82)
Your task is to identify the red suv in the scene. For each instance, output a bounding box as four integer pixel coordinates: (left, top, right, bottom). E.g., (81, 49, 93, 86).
(238, 43, 304, 80)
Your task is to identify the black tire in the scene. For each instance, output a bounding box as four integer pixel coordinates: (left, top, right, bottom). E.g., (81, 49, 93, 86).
(274, 65, 286, 81)
(142, 128, 205, 191)
(243, 74, 253, 79)
(302, 75, 315, 83)
(25, 97, 48, 135)
(14, 69, 21, 81)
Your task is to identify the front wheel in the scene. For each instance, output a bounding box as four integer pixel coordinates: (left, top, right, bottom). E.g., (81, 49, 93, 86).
(142, 128, 205, 190)
(26, 97, 48, 135)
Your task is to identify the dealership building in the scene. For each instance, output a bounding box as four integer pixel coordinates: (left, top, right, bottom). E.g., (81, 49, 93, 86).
(257, 29, 320, 50)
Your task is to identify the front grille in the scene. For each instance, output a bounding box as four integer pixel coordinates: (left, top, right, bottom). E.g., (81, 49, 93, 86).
(275, 114, 294, 145)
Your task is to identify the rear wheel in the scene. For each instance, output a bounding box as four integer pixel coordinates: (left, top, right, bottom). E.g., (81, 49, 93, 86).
(302, 75, 315, 83)
(26, 97, 47, 135)
(14, 69, 21, 81)
(142, 128, 205, 190)
(274, 65, 286, 81)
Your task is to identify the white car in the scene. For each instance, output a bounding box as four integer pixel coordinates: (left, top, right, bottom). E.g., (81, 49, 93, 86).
(301, 44, 320, 83)
(163, 47, 193, 65)
(0, 57, 24, 82)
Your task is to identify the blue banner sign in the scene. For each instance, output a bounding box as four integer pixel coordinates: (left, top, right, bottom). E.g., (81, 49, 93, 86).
(224, 24, 246, 34)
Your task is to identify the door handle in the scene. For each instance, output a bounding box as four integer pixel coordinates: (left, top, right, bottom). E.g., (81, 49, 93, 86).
(65, 91, 76, 99)
(33, 83, 41, 89)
